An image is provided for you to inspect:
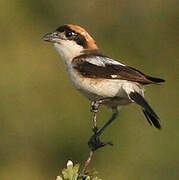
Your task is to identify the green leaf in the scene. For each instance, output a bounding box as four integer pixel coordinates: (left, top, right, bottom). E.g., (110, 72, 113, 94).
(62, 164, 80, 180)
(56, 161, 102, 180)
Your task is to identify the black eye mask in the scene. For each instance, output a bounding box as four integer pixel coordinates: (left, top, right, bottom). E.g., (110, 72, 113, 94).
(56, 25, 88, 48)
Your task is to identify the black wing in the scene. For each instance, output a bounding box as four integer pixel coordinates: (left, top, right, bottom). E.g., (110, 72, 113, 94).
(72, 56, 165, 85)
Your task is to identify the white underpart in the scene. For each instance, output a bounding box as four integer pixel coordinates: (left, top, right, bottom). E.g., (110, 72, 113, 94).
(54, 41, 144, 108)
(69, 68, 144, 105)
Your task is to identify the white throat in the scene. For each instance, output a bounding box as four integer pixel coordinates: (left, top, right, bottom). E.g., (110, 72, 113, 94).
(54, 41, 83, 66)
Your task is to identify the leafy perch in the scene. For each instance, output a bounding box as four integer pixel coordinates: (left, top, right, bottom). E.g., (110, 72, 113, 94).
(56, 160, 101, 180)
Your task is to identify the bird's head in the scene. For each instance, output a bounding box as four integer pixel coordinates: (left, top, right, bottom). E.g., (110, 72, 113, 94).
(43, 24, 99, 61)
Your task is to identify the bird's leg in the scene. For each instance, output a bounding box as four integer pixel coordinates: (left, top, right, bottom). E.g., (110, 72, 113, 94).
(83, 112, 117, 174)
(88, 109, 119, 151)
(96, 111, 118, 137)
(82, 100, 108, 174)
(90, 98, 113, 133)
(83, 100, 118, 174)
(83, 111, 117, 174)
(91, 101, 101, 133)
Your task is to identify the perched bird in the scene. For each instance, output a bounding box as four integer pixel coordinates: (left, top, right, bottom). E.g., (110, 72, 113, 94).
(43, 24, 165, 151)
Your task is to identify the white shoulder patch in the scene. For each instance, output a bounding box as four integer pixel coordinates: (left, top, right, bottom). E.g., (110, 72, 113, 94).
(104, 57, 125, 66)
(85, 56, 106, 67)
(85, 56, 125, 67)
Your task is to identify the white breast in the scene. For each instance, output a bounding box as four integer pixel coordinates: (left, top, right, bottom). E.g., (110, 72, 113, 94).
(66, 65, 144, 106)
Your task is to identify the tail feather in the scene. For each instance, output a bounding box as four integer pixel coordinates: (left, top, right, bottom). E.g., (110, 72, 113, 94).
(143, 109, 161, 129)
(129, 92, 161, 129)
(146, 76, 165, 83)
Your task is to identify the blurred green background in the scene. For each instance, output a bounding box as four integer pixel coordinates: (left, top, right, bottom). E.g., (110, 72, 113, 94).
(0, 0, 178, 179)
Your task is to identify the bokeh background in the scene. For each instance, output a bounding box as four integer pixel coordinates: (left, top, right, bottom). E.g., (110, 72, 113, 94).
(0, 0, 178, 179)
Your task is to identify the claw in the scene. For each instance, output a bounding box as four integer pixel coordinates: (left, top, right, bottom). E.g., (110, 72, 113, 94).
(102, 141, 113, 146)
(88, 133, 113, 151)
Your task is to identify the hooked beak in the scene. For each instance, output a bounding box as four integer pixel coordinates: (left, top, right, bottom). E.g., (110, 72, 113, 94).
(43, 32, 59, 43)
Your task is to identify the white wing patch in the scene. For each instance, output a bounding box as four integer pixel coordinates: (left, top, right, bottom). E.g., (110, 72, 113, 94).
(85, 56, 125, 67)
(104, 57, 125, 66)
(111, 75, 118, 78)
(85, 56, 106, 67)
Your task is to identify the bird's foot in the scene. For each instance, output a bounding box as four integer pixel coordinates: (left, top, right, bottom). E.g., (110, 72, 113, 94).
(88, 133, 113, 151)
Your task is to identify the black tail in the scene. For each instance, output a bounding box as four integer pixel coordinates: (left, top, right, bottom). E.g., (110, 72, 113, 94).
(146, 76, 165, 83)
(129, 92, 161, 129)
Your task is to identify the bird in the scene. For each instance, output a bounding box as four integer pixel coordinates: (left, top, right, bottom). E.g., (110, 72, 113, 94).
(43, 24, 165, 151)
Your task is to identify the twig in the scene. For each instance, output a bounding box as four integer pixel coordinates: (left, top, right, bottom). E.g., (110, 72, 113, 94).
(82, 150, 94, 174)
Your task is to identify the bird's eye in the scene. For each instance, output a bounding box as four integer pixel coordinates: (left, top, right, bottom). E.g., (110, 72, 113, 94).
(65, 31, 75, 38)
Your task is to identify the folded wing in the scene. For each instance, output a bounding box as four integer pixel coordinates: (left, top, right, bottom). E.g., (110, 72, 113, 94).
(72, 55, 165, 85)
